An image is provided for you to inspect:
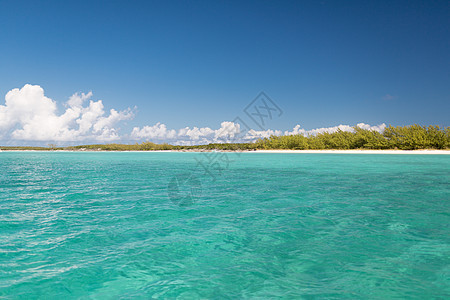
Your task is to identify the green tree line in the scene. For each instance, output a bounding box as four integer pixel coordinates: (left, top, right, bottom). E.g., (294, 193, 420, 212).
(254, 125, 450, 150)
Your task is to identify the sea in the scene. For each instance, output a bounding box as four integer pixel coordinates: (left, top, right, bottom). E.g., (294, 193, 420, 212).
(0, 152, 449, 298)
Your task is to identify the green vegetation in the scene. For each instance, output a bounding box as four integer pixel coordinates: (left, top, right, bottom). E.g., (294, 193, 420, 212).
(66, 142, 175, 151)
(256, 125, 450, 150)
(64, 142, 256, 151)
(1, 125, 449, 151)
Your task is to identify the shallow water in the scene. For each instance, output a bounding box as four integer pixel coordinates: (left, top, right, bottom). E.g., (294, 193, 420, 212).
(0, 152, 449, 298)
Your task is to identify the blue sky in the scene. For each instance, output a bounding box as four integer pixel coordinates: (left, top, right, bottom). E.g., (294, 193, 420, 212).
(0, 0, 449, 145)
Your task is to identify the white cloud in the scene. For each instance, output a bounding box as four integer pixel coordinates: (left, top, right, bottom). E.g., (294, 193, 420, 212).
(244, 128, 283, 140)
(131, 121, 244, 144)
(214, 121, 240, 141)
(131, 122, 177, 140)
(0, 84, 133, 142)
(355, 123, 386, 132)
(178, 126, 214, 140)
(284, 123, 386, 136)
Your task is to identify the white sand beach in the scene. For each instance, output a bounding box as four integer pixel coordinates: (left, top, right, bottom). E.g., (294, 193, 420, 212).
(1, 149, 449, 154)
(252, 149, 450, 154)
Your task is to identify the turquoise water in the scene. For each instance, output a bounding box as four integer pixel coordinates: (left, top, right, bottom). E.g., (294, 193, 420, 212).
(0, 152, 449, 299)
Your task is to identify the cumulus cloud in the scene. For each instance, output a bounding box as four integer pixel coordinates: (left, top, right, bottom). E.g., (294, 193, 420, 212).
(214, 121, 240, 140)
(244, 128, 283, 140)
(178, 126, 214, 141)
(131, 122, 177, 140)
(284, 123, 386, 136)
(131, 121, 242, 145)
(355, 123, 386, 132)
(0, 84, 133, 142)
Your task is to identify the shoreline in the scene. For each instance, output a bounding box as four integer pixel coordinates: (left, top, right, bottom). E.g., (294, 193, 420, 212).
(251, 149, 450, 154)
(1, 149, 449, 154)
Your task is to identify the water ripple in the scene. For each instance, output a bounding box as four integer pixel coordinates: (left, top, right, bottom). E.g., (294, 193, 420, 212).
(0, 152, 449, 298)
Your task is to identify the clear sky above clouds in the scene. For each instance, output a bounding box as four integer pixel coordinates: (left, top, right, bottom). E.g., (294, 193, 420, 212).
(0, 0, 449, 145)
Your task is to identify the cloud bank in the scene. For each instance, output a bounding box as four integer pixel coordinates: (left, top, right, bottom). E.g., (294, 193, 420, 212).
(131, 122, 386, 145)
(0, 84, 386, 145)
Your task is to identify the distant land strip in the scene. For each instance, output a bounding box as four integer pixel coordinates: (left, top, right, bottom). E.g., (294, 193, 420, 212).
(1, 124, 449, 152)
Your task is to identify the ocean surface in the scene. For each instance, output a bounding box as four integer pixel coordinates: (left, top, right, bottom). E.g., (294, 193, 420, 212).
(0, 152, 449, 299)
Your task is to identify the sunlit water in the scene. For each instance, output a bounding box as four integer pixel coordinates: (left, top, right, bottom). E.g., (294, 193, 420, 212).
(0, 152, 449, 298)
